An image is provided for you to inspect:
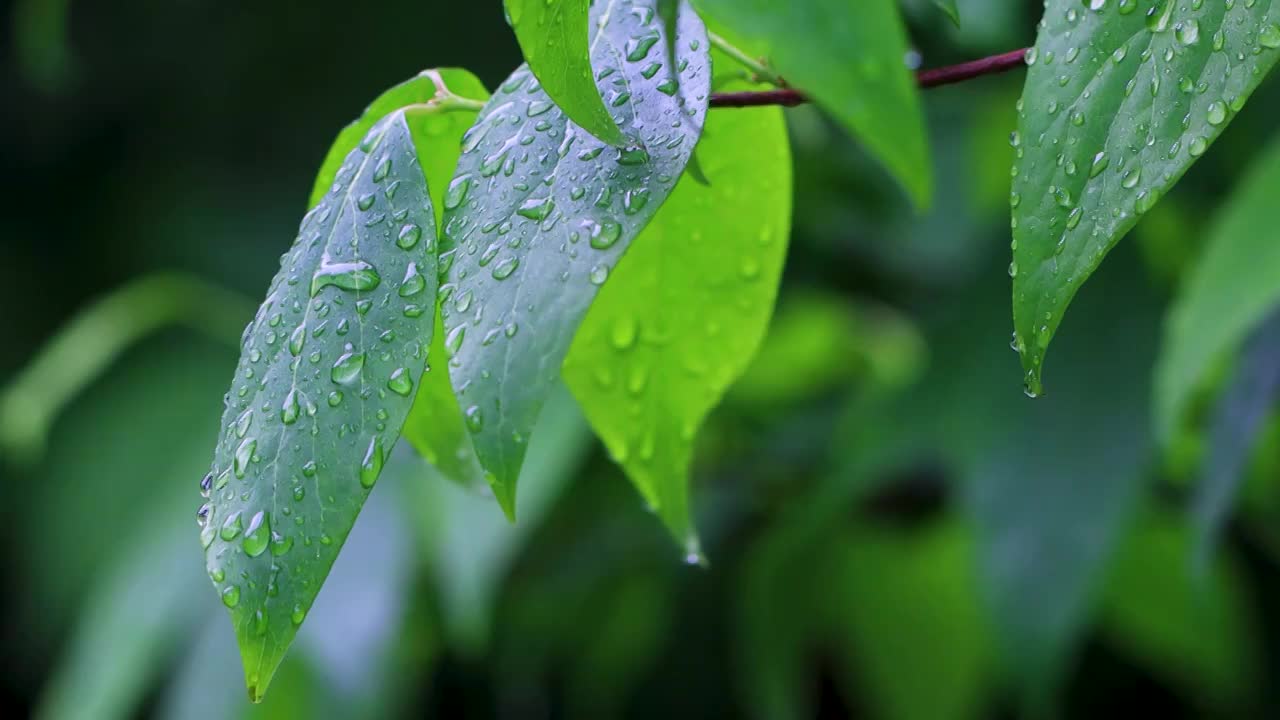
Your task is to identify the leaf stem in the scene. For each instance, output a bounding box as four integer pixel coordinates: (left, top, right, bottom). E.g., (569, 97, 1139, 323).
(0, 272, 254, 466)
(707, 31, 787, 87)
(708, 47, 1029, 108)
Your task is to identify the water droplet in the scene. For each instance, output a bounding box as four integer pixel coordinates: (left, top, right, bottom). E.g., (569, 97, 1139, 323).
(589, 220, 622, 249)
(311, 259, 381, 296)
(399, 262, 426, 297)
(281, 389, 301, 425)
(220, 511, 244, 540)
(464, 405, 484, 433)
(331, 348, 365, 385)
(492, 257, 519, 280)
(397, 224, 422, 249)
(221, 585, 241, 608)
(387, 368, 414, 396)
(360, 436, 383, 488)
(234, 437, 257, 478)
(242, 511, 270, 557)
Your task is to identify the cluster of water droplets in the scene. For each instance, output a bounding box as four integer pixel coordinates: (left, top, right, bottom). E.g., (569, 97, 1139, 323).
(200, 110, 438, 629)
(434, 0, 710, 466)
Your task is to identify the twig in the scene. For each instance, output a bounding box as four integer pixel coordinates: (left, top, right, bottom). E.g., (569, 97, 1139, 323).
(708, 48, 1029, 108)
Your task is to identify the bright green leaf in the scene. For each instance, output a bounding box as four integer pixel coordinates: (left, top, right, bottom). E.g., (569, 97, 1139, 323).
(1155, 135, 1280, 443)
(932, 0, 961, 27)
(1012, 0, 1280, 396)
(308, 68, 489, 216)
(563, 100, 792, 551)
(438, 0, 710, 517)
(692, 0, 931, 207)
(203, 109, 439, 702)
(503, 0, 628, 146)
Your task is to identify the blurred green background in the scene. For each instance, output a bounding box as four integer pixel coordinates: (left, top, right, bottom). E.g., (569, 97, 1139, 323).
(6, 0, 1280, 717)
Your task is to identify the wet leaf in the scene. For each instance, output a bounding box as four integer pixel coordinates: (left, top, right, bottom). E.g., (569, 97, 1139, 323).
(691, 0, 930, 207)
(1155, 135, 1280, 443)
(503, 0, 627, 146)
(203, 108, 438, 701)
(438, 0, 710, 517)
(563, 98, 791, 551)
(1012, 0, 1280, 396)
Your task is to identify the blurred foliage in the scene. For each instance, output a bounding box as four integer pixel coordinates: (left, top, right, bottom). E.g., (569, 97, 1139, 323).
(7, 0, 1280, 718)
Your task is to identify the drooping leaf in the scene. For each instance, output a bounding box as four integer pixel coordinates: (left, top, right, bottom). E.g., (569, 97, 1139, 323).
(932, 0, 961, 27)
(691, 0, 931, 207)
(438, 0, 711, 517)
(503, 0, 628, 146)
(1011, 0, 1280, 396)
(1155, 134, 1280, 443)
(203, 108, 439, 701)
(562, 97, 791, 551)
(1190, 309, 1280, 571)
(308, 68, 489, 215)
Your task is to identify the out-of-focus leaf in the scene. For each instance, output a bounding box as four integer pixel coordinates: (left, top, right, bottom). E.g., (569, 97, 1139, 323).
(820, 521, 994, 720)
(12, 0, 74, 91)
(1190, 309, 1280, 570)
(1101, 509, 1260, 713)
(405, 386, 592, 652)
(503, 0, 627, 146)
(1156, 135, 1280, 443)
(1011, 0, 1280, 396)
(0, 273, 251, 465)
(563, 94, 791, 552)
(692, 0, 930, 207)
(932, 0, 961, 26)
(35, 505, 208, 720)
(204, 109, 439, 701)
(438, 0, 710, 517)
(964, 251, 1158, 704)
(308, 69, 489, 215)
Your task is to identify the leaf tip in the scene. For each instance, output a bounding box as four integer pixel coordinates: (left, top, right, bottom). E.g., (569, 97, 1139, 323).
(489, 477, 519, 523)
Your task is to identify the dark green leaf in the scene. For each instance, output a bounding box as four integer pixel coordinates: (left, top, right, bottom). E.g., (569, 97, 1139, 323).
(1012, 0, 1280, 396)
(438, 0, 711, 516)
(203, 109, 439, 701)
(563, 98, 791, 551)
(503, 0, 628, 146)
(691, 0, 931, 207)
(932, 0, 961, 27)
(1155, 135, 1280, 442)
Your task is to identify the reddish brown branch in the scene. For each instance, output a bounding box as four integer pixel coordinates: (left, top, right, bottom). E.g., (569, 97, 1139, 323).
(708, 48, 1029, 108)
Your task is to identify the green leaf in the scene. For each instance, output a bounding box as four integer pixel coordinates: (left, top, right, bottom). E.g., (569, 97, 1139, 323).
(691, 0, 931, 207)
(932, 0, 961, 27)
(1011, 0, 1280, 397)
(503, 0, 628, 146)
(562, 99, 791, 551)
(438, 0, 711, 517)
(203, 108, 439, 702)
(308, 68, 489, 216)
(402, 315, 487, 488)
(1155, 135, 1280, 443)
